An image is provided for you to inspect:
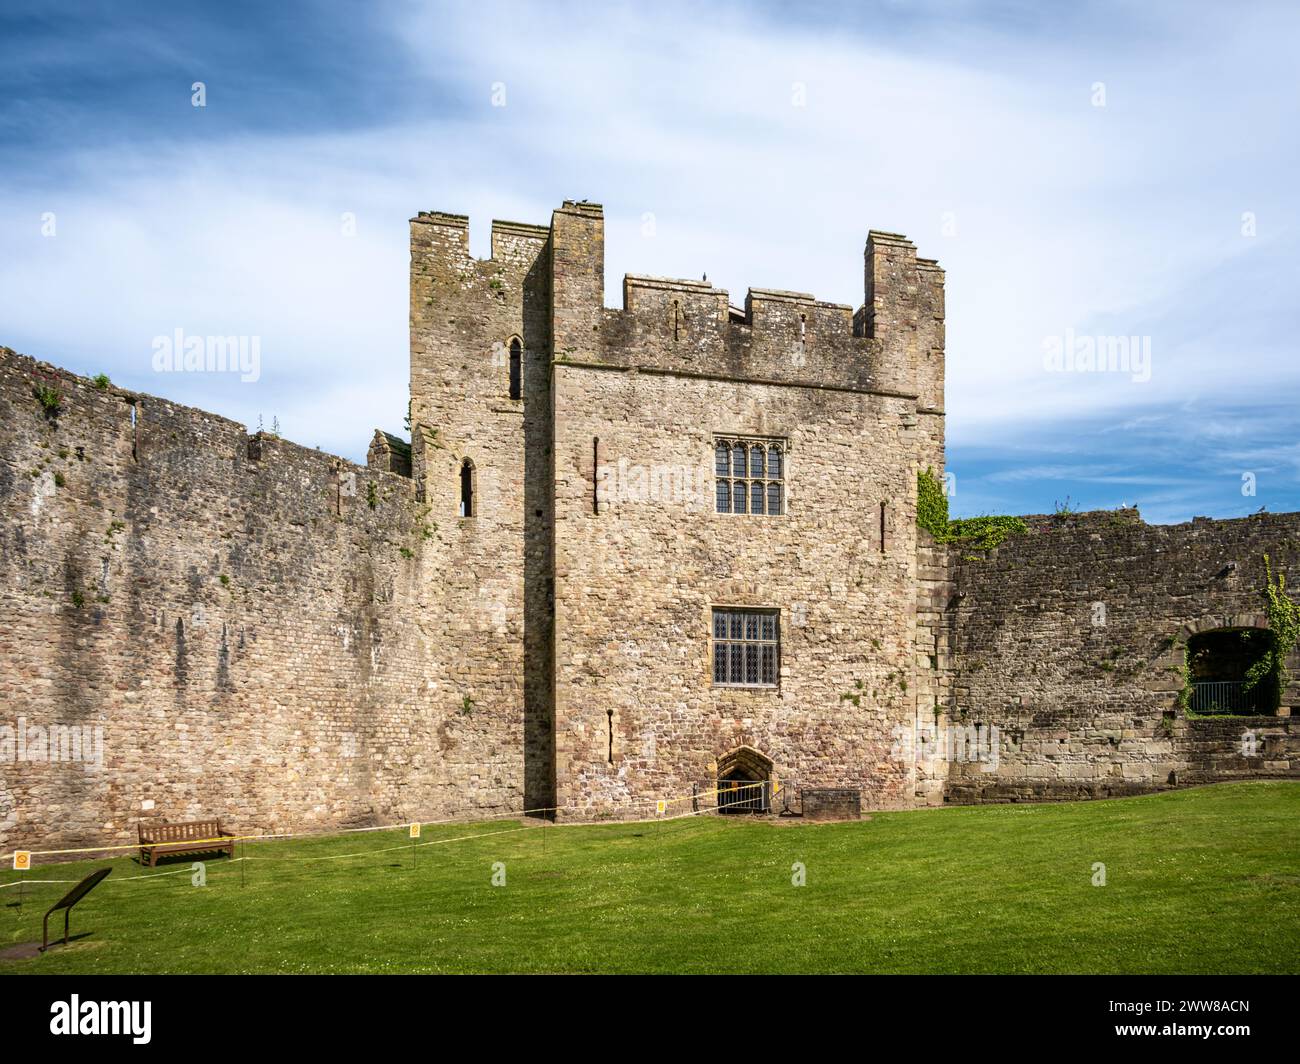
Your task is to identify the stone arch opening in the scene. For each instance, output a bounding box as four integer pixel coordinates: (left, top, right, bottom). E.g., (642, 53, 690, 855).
(716, 745, 772, 813)
(1186, 626, 1275, 714)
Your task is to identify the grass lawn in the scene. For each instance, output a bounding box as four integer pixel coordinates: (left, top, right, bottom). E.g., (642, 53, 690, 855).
(3, 781, 1298, 974)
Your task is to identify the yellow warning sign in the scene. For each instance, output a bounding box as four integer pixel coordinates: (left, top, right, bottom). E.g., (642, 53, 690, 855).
(655, 800, 666, 815)
(409, 823, 421, 839)
(13, 851, 31, 871)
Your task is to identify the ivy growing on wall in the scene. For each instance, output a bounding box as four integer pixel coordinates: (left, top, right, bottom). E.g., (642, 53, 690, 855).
(917, 466, 950, 538)
(1243, 554, 1299, 712)
(917, 468, 1028, 552)
(1174, 641, 1193, 713)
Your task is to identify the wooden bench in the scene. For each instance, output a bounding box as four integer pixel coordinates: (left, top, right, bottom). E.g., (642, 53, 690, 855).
(138, 819, 236, 866)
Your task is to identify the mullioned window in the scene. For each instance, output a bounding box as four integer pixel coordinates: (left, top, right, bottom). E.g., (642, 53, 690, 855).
(712, 608, 780, 687)
(715, 436, 784, 515)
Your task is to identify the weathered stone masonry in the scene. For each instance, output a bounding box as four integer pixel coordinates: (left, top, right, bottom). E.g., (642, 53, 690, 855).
(936, 510, 1300, 802)
(0, 195, 1295, 852)
(0, 351, 523, 852)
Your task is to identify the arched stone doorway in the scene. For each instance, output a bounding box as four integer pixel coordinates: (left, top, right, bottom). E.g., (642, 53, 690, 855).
(1186, 626, 1275, 714)
(716, 745, 773, 813)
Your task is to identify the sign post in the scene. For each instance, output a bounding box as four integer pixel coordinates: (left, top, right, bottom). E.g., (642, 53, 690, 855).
(13, 851, 31, 911)
(42, 868, 112, 951)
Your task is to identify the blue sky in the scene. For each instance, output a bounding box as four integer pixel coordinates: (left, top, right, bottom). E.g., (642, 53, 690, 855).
(2, 0, 1297, 523)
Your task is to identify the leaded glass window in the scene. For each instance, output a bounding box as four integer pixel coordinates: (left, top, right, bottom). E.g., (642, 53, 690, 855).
(711, 608, 779, 687)
(714, 437, 785, 516)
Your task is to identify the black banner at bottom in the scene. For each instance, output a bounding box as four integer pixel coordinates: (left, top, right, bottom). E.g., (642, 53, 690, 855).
(0, 974, 1292, 1051)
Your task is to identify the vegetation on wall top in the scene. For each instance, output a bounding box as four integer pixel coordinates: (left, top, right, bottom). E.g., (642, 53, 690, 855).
(917, 468, 1028, 553)
(31, 371, 63, 419)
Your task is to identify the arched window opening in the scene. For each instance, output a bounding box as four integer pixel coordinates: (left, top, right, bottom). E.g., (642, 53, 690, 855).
(508, 337, 522, 400)
(459, 459, 475, 518)
(1187, 627, 1275, 714)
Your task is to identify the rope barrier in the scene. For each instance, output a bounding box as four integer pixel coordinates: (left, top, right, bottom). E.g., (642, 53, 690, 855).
(0, 864, 212, 888)
(238, 825, 532, 864)
(0, 780, 776, 870)
(0, 799, 766, 896)
(0, 804, 565, 861)
(665, 781, 766, 805)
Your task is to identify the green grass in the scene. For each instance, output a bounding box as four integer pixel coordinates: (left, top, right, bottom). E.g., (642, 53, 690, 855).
(3, 782, 1298, 973)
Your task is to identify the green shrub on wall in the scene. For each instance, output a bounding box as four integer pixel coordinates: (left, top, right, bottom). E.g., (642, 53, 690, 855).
(916, 468, 1028, 552)
(917, 466, 950, 539)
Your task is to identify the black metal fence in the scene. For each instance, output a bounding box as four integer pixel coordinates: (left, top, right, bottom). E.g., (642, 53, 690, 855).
(717, 778, 770, 813)
(1190, 680, 1265, 715)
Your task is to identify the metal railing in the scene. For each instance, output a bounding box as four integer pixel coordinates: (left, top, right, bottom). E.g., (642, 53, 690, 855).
(1190, 680, 1265, 715)
(717, 779, 770, 813)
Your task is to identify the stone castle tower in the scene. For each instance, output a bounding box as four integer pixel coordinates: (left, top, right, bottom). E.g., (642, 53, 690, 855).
(407, 201, 948, 815)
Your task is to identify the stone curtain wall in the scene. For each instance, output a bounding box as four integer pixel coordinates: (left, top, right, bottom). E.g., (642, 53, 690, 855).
(944, 510, 1300, 802)
(0, 348, 522, 853)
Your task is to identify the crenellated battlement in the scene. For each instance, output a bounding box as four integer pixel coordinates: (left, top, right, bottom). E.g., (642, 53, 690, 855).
(742, 289, 855, 340)
(410, 202, 944, 409)
(410, 210, 549, 273)
(621, 273, 720, 299)
(617, 276, 858, 339)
